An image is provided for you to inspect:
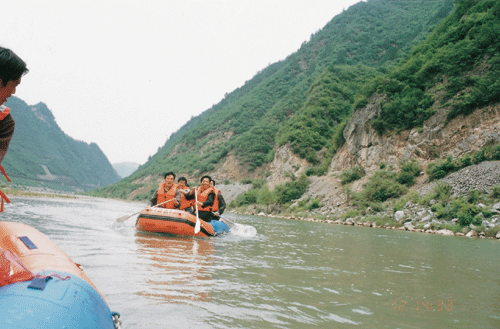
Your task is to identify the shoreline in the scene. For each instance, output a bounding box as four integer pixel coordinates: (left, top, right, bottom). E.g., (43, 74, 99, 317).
(234, 210, 500, 240)
(5, 181, 499, 240)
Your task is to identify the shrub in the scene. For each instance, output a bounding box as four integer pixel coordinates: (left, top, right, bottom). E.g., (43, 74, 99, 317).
(460, 154, 472, 167)
(275, 175, 310, 204)
(257, 185, 277, 211)
(455, 203, 482, 226)
(491, 185, 500, 199)
(399, 159, 422, 177)
(432, 183, 452, 201)
(486, 226, 500, 238)
(467, 190, 485, 204)
(341, 167, 366, 185)
(472, 149, 486, 164)
(252, 179, 266, 189)
(342, 209, 361, 219)
(307, 198, 323, 210)
(362, 171, 408, 202)
(305, 166, 327, 177)
(427, 156, 460, 181)
(397, 171, 417, 187)
(230, 189, 259, 207)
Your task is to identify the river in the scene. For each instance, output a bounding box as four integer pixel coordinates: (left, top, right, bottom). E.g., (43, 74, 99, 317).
(2, 196, 500, 328)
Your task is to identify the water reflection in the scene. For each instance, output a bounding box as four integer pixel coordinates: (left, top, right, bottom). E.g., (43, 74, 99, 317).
(134, 233, 215, 303)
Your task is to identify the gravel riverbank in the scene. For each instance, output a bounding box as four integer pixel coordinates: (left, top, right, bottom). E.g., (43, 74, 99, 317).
(236, 161, 500, 240)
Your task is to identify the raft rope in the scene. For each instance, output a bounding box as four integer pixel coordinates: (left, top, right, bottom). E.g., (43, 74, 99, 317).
(35, 273, 71, 281)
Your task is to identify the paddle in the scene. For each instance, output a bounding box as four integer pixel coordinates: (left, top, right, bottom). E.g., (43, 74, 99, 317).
(115, 198, 175, 222)
(194, 189, 201, 234)
(212, 212, 235, 225)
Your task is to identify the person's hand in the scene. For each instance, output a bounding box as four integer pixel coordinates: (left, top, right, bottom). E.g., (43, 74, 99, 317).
(214, 212, 220, 217)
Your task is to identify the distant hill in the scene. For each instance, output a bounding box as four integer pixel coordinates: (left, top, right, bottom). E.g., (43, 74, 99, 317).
(88, 0, 457, 201)
(113, 162, 140, 178)
(2, 97, 121, 192)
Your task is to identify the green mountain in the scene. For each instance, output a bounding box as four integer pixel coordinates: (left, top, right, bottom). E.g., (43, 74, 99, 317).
(370, 0, 500, 134)
(90, 0, 457, 200)
(2, 97, 121, 191)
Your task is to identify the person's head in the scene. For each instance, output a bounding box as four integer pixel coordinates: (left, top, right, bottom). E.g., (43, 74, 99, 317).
(200, 175, 211, 188)
(178, 177, 188, 188)
(210, 179, 216, 188)
(0, 47, 28, 105)
(164, 171, 176, 187)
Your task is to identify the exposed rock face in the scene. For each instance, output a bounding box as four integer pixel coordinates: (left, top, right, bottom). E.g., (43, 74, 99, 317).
(340, 101, 500, 172)
(303, 175, 347, 208)
(266, 145, 309, 189)
(340, 94, 402, 171)
(304, 102, 498, 208)
(214, 154, 247, 183)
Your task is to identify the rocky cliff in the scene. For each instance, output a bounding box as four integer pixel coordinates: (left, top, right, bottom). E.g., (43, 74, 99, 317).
(227, 100, 499, 210)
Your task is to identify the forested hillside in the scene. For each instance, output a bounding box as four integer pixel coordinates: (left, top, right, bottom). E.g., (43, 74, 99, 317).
(90, 0, 455, 200)
(364, 0, 500, 135)
(2, 97, 121, 191)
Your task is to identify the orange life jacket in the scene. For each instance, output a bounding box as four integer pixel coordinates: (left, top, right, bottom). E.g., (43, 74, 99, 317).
(157, 183, 178, 209)
(0, 248, 33, 287)
(0, 107, 13, 212)
(0, 107, 10, 120)
(211, 188, 221, 212)
(195, 186, 214, 212)
(179, 189, 193, 210)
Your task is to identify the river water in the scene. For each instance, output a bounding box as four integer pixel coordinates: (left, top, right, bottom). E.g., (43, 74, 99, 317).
(2, 196, 500, 328)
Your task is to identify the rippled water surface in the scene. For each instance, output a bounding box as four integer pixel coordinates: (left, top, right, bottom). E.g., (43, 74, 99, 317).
(2, 196, 500, 328)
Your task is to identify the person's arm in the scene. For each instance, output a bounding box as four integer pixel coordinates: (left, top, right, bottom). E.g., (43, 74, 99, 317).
(184, 190, 195, 200)
(149, 190, 158, 206)
(174, 190, 181, 208)
(0, 111, 15, 164)
(201, 191, 215, 208)
(217, 193, 226, 215)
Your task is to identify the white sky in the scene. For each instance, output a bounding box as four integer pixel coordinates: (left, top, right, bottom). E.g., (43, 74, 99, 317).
(2, 0, 361, 165)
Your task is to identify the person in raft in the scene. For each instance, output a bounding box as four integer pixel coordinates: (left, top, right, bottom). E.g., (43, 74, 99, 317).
(185, 175, 216, 222)
(0, 47, 28, 208)
(149, 171, 181, 208)
(177, 176, 194, 213)
(210, 179, 226, 218)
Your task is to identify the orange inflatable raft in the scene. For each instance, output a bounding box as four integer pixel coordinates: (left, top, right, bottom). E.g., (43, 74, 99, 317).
(136, 208, 230, 237)
(0, 221, 120, 328)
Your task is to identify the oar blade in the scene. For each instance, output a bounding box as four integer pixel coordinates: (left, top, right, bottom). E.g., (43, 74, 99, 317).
(194, 220, 201, 234)
(116, 214, 131, 222)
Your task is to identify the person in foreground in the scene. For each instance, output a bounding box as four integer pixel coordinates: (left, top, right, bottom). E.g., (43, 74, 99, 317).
(0, 47, 28, 211)
(149, 171, 181, 209)
(185, 175, 216, 222)
(210, 179, 226, 218)
(177, 176, 194, 212)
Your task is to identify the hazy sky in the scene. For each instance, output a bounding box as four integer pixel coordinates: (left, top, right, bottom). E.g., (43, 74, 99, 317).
(2, 0, 361, 164)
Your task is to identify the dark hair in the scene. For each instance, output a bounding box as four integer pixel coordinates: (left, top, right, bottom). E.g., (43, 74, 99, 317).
(210, 179, 216, 185)
(200, 175, 212, 183)
(0, 47, 28, 86)
(178, 177, 187, 184)
(164, 171, 176, 179)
